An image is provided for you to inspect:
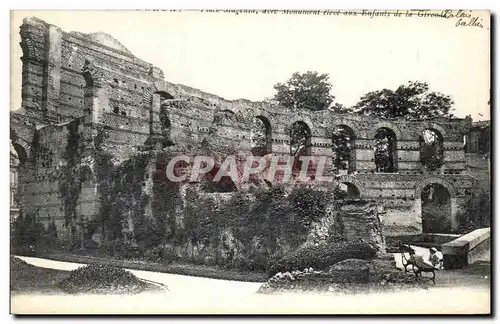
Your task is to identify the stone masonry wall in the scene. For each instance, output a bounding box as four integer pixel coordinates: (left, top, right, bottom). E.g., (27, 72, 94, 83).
(12, 16, 482, 238)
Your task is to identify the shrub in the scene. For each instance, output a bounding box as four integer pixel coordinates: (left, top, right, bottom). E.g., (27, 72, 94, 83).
(11, 213, 59, 254)
(161, 246, 178, 263)
(83, 239, 99, 250)
(456, 190, 491, 233)
(115, 242, 141, 260)
(59, 263, 146, 294)
(144, 246, 163, 263)
(422, 203, 452, 233)
(267, 240, 377, 277)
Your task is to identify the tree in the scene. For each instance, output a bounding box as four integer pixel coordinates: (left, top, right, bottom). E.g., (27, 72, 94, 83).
(374, 128, 396, 173)
(420, 129, 444, 171)
(331, 127, 352, 172)
(288, 122, 311, 156)
(250, 117, 269, 156)
(456, 190, 491, 233)
(329, 103, 353, 114)
(353, 81, 454, 119)
(272, 71, 335, 111)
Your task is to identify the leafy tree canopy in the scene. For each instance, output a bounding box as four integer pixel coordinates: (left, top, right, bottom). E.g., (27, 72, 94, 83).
(353, 81, 454, 119)
(272, 71, 336, 111)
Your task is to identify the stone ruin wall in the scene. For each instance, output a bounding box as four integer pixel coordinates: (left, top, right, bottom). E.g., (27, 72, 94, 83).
(11, 17, 482, 240)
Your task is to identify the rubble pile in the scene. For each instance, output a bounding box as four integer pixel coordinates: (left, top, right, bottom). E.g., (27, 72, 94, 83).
(259, 258, 430, 294)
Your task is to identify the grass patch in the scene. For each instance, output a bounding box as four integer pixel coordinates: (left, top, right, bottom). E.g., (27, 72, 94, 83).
(10, 256, 163, 295)
(10, 256, 69, 295)
(38, 252, 268, 283)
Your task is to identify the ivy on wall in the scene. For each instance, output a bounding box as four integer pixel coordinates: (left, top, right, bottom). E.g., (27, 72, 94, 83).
(178, 186, 345, 269)
(58, 119, 83, 242)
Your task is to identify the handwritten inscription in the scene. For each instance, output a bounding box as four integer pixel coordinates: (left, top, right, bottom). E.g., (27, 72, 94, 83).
(192, 9, 487, 29)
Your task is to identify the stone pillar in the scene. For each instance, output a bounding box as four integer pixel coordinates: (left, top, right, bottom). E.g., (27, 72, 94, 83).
(413, 198, 423, 231)
(396, 140, 420, 172)
(20, 18, 46, 113)
(354, 138, 376, 173)
(145, 67, 166, 149)
(350, 143, 357, 173)
(42, 24, 62, 120)
(82, 59, 108, 126)
(145, 91, 164, 150)
(450, 197, 459, 231)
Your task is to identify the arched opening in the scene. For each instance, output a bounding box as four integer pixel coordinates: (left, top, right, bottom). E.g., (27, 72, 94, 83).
(340, 182, 360, 199)
(421, 183, 452, 233)
(10, 144, 20, 209)
(157, 91, 174, 101)
(419, 129, 444, 171)
(10, 141, 27, 221)
(202, 176, 238, 193)
(154, 91, 175, 148)
(289, 121, 312, 156)
(213, 109, 237, 126)
(250, 116, 272, 156)
(374, 127, 397, 173)
(158, 106, 173, 146)
(12, 142, 27, 165)
(332, 125, 356, 174)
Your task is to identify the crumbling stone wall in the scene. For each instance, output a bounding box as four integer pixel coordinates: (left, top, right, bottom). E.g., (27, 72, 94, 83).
(12, 16, 481, 240)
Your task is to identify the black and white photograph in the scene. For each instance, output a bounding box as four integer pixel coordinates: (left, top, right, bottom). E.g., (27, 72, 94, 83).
(8, 9, 491, 315)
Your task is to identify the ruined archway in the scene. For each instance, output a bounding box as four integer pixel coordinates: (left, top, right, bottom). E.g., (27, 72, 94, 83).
(340, 182, 361, 199)
(289, 121, 312, 156)
(159, 95, 173, 143)
(10, 140, 28, 221)
(250, 116, 272, 156)
(421, 183, 452, 233)
(332, 125, 356, 174)
(146, 89, 175, 149)
(419, 128, 444, 171)
(374, 127, 397, 173)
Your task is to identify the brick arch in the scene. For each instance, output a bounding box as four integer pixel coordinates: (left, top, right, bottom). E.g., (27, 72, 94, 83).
(371, 121, 402, 140)
(415, 123, 447, 140)
(337, 175, 366, 197)
(414, 177, 457, 198)
(287, 116, 315, 136)
(11, 139, 30, 164)
(141, 81, 177, 107)
(81, 58, 106, 88)
(327, 122, 358, 139)
(148, 81, 176, 102)
(152, 80, 169, 94)
(240, 108, 275, 127)
(10, 129, 32, 162)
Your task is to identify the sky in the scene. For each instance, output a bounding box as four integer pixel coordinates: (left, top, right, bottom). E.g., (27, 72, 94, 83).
(10, 10, 491, 120)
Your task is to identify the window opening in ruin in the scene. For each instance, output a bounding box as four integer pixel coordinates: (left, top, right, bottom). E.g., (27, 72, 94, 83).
(113, 107, 119, 114)
(10, 142, 26, 211)
(250, 116, 272, 156)
(374, 127, 397, 173)
(121, 111, 127, 116)
(421, 183, 452, 233)
(339, 182, 360, 199)
(289, 121, 311, 157)
(202, 175, 238, 193)
(332, 125, 356, 174)
(419, 129, 444, 171)
(159, 105, 172, 144)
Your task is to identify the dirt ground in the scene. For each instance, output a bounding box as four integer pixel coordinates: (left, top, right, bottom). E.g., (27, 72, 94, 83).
(11, 256, 490, 314)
